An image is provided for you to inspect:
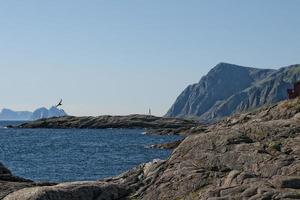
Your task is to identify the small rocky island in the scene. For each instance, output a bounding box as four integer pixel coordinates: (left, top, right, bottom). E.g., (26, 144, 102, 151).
(2, 97, 300, 199)
(16, 114, 201, 135)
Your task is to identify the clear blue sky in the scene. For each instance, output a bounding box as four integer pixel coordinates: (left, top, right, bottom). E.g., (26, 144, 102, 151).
(0, 0, 299, 116)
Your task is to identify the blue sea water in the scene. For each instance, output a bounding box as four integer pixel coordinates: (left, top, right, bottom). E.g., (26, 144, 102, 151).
(0, 121, 181, 182)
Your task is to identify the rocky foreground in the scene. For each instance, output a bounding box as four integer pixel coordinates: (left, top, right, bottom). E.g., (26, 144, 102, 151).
(16, 114, 199, 135)
(0, 163, 54, 199)
(1, 98, 300, 199)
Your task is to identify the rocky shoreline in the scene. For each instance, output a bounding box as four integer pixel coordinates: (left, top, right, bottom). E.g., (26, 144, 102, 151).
(149, 140, 183, 149)
(0, 163, 55, 199)
(14, 114, 200, 136)
(1, 97, 300, 199)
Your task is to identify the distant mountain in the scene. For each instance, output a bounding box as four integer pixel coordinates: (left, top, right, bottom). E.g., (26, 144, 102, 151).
(31, 106, 67, 120)
(165, 63, 300, 122)
(0, 109, 32, 120)
(0, 107, 67, 121)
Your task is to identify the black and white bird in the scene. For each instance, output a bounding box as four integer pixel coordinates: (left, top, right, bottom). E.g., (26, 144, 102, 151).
(56, 99, 63, 107)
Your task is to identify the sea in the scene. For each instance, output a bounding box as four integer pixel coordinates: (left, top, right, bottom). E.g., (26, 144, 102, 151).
(0, 121, 181, 182)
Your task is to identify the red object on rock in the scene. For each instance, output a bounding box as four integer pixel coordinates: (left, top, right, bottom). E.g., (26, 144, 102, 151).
(287, 81, 300, 99)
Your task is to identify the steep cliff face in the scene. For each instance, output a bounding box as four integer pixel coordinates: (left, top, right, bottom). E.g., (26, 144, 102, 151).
(166, 63, 300, 122)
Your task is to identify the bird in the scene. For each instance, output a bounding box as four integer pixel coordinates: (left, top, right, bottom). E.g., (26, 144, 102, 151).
(56, 99, 63, 107)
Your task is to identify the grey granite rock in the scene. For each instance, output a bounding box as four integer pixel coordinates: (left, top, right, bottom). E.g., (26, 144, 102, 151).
(166, 63, 300, 122)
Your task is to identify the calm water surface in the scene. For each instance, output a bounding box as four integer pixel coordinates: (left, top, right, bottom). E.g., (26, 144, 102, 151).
(0, 121, 180, 182)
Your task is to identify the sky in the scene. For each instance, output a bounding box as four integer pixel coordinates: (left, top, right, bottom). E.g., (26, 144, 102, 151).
(0, 0, 299, 116)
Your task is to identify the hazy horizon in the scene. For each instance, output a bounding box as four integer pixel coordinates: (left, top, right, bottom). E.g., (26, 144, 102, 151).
(1, 0, 299, 116)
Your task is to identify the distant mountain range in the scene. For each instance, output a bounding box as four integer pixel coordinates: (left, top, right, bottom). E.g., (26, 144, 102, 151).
(165, 63, 300, 122)
(0, 107, 67, 121)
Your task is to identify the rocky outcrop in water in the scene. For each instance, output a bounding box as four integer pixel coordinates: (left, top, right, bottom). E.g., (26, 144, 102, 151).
(166, 63, 300, 122)
(17, 114, 199, 135)
(2, 97, 300, 199)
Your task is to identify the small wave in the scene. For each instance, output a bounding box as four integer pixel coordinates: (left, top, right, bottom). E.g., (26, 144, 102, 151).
(144, 144, 155, 149)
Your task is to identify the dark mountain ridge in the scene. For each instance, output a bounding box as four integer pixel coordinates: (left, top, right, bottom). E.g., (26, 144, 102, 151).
(166, 63, 300, 122)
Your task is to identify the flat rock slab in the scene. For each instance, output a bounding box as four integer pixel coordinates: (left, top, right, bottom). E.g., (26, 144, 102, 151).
(3, 181, 129, 200)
